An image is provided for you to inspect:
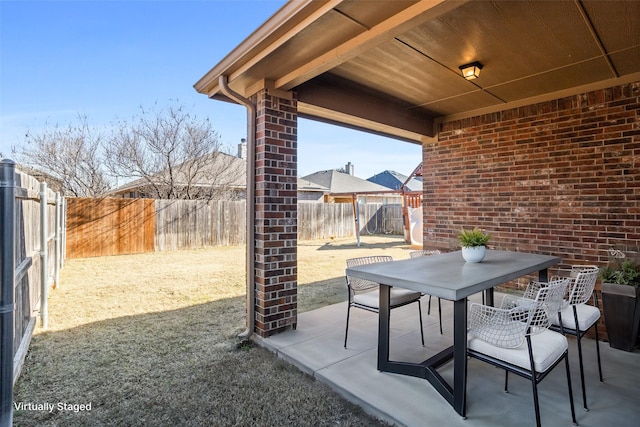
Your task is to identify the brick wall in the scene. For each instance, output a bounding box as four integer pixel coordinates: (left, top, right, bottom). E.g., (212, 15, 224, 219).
(425, 82, 640, 337)
(253, 90, 298, 337)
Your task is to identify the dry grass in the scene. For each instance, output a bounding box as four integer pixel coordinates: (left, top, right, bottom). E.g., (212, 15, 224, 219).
(14, 235, 413, 426)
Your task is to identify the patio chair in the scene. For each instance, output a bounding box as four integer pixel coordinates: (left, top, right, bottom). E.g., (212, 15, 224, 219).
(409, 250, 444, 334)
(549, 265, 602, 412)
(466, 278, 577, 427)
(344, 255, 424, 348)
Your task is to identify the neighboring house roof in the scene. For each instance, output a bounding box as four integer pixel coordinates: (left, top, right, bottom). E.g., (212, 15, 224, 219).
(297, 178, 329, 193)
(109, 153, 338, 199)
(302, 169, 390, 194)
(108, 151, 246, 196)
(367, 170, 422, 192)
(109, 157, 333, 198)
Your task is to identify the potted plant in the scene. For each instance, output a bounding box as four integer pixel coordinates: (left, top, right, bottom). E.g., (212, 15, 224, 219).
(599, 248, 640, 352)
(458, 227, 490, 263)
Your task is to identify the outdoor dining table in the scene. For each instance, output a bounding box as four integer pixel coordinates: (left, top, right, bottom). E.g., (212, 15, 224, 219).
(345, 249, 561, 417)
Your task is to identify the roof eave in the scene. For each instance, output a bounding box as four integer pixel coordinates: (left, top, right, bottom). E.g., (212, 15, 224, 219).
(193, 0, 335, 99)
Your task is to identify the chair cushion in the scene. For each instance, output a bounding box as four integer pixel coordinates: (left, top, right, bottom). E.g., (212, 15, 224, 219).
(353, 288, 421, 309)
(553, 304, 600, 331)
(468, 329, 568, 373)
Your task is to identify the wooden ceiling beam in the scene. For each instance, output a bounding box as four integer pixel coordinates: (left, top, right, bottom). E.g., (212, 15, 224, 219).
(297, 75, 435, 140)
(276, 0, 468, 91)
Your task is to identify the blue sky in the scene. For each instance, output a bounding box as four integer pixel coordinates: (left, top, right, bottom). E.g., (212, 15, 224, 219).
(0, 0, 422, 179)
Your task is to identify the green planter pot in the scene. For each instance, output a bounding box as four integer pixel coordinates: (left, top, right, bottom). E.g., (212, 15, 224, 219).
(601, 283, 640, 352)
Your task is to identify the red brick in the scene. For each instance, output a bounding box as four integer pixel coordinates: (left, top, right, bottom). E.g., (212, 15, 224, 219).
(429, 81, 640, 342)
(253, 89, 299, 337)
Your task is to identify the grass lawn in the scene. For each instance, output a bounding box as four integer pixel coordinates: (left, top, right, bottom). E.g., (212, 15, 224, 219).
(14, 235, 413, 426)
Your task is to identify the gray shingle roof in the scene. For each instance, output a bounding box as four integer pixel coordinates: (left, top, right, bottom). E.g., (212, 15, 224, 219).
(109, 151, 246, 195)
(302, 169, 390, 194)
(297, 178, 329, 192)
(367, 170, 422, 191)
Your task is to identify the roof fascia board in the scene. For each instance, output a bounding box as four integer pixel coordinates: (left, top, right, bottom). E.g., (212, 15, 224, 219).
(194, 0, 341, 97)
(227, 0, 345, 86)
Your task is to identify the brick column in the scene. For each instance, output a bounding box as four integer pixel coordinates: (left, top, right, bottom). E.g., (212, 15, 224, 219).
(253, 89, 298, 337)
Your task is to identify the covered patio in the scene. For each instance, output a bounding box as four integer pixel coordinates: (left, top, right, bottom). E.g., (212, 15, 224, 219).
(261, 295, 640, 426)
(194, 0, 640, 339)
(194, 1, 639, 424)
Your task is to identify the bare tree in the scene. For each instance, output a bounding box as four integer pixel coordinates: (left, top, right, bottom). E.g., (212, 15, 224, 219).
(104, 102, 243, 200)
(13, 116, 112, 197)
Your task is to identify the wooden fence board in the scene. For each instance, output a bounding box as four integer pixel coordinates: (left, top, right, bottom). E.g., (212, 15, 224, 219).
(67, 199, 405, 257)
(10, 168, 57, 384)
(66, 198, 154, 258)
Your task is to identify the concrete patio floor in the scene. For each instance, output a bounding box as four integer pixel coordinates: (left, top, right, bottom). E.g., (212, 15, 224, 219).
(259, 293, 640, 427)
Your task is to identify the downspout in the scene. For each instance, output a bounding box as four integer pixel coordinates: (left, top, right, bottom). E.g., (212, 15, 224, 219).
(218, 75, 256, 340)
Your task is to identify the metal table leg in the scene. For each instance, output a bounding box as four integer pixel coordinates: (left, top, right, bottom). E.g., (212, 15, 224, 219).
(453, 298, 467, 417)
(378, 284, 391, 371)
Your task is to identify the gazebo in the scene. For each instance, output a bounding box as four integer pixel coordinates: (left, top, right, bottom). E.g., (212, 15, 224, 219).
(194, 1, 640, 338)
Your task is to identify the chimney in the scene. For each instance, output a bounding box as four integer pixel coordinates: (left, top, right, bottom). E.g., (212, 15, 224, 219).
(345, 161, 354, 176)
(237, 138, 247, 159)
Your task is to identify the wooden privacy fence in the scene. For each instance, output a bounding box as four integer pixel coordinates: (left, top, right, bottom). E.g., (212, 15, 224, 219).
(66, 198, 155, 258)
(1, 160, 64, 423)
(155, 200, 246, 250)
(66, 198, 405, 257)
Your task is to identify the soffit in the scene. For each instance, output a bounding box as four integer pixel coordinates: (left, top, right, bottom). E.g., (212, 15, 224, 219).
(195, 0, 640, 143)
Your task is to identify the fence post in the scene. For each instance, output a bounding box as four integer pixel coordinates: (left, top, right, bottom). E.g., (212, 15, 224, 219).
(61, 197, 67, 265)
(0, 159, 16, 427)
(39, 182, 48, 328)
(351, 194, 360, 247)
(54, 192, 61, 288)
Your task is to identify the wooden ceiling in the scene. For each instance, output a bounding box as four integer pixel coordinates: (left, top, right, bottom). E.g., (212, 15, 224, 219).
(194, 0, 640, 143)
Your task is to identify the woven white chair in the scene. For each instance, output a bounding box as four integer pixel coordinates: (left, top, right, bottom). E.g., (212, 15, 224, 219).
(344, 256, 424, 348)
(467, 278, 577, 427)
(409, 250, 444, 334)
(550, 265, 602, 411)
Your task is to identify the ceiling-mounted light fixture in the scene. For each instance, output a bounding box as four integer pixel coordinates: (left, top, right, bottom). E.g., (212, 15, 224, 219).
(459, 61, 483, 80)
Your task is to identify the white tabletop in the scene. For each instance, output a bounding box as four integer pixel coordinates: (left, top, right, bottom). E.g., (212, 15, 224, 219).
(346, 250, 560, 301)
